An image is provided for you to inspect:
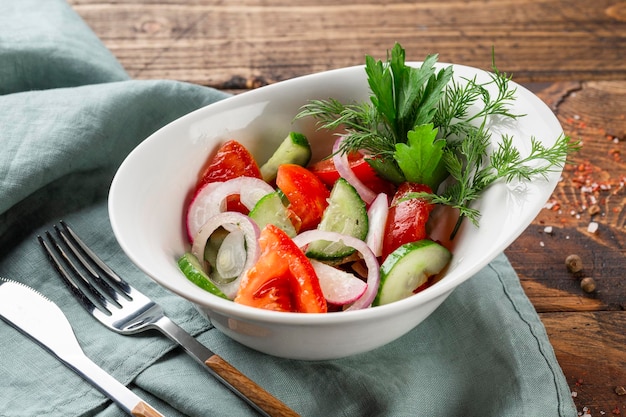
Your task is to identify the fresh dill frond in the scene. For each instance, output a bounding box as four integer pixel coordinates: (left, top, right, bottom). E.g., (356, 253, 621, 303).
(295, 42, 579, 239)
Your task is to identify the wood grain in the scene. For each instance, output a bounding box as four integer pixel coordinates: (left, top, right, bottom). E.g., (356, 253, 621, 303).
(131, 401, 165, 417)
(67, 0, 626, 414)
(204, 355, 301, 417)
(69, 0, 626, 87)
(506, 81, 626, 415)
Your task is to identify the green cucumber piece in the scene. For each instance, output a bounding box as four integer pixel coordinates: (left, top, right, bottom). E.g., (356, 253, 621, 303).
(306, 178, 368, 261)
(248, 191, 297, 237)
(374, 239, 451, 306)
(177, 252, 229, 299)
(260, 132, 312, 182)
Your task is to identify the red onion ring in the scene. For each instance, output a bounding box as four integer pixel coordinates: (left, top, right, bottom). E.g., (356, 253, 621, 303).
(365, 193, 389, 257)
(191, 212, 261, 299)
(186, 181, 222, 242)
(310, 259, 367, 305)
(186, 177, 274, 242)
(292, 230, 380, 310)
(332, 136, 377, 205)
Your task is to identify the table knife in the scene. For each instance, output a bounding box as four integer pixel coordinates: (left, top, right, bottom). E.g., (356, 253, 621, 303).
(0, 278, 164, 417)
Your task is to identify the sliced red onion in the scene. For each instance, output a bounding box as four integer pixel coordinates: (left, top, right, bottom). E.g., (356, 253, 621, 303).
(332, 136, 377, 205)
(215, 229, 246, 279)
(186, 181, 223, 242)
(191, 212, 260, 299)
(310, 259, 367, 305)
(292, 230, 380, 310)
(365, 193, 389, 257)
(186, 177, 274, 242)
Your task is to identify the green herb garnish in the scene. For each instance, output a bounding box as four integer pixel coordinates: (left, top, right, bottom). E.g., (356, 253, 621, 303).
(296, 43, 579, 239)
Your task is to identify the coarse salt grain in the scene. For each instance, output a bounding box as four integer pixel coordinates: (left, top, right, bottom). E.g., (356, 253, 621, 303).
(572, 391, 578, 397)
(540, 241, 545, 247)
(587, 222, 599, 233)
(544, 226, 553, 234)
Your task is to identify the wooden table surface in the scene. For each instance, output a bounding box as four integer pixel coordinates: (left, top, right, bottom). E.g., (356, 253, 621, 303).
(68, 1, 625, 414)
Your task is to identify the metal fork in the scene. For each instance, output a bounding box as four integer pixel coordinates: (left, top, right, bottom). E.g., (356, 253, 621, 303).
(38, 221, 300, 417)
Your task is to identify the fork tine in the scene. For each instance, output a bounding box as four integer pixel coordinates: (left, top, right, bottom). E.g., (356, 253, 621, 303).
(54, 224, 122, 303)
(38, 232, 106, 314)
(59, 221, 132, 296)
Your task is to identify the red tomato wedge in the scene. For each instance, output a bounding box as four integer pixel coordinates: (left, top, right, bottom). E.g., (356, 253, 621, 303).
(193, 140, 262, 213)
(234, 224, 327, 313)
(275, 164, 330, 232)
(381, 182, 434, 260)
(308, 152, 395, 195)
(196, 140, 261, 186)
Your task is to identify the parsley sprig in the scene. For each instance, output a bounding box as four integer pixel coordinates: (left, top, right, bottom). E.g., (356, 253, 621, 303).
(296, 43, 579, 239)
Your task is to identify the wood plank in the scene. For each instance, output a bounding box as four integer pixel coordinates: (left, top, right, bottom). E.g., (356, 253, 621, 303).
(509, 80, 626, 415)
(540, 311, 626, 416)
(506, 80, 626, 313)
(68, 0, 626, 87)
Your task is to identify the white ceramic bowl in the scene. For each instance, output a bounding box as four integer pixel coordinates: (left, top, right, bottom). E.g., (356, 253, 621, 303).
(109, 63, 564, 360)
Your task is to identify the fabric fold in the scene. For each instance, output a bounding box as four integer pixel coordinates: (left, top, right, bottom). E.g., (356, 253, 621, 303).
(0, 0, 129, 94)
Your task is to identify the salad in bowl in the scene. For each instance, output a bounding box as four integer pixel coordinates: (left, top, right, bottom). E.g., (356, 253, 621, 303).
(109, 43, 576, 359)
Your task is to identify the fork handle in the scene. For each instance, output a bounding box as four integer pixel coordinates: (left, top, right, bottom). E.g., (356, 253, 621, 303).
(153, 316, 300, 417)
(205, 354, 301, 417)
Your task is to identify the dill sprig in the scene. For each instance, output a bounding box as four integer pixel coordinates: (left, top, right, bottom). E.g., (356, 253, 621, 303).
(296, 42, 579, 239)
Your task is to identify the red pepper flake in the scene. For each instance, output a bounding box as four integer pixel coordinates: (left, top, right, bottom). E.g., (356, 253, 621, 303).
(612, 406, 621, 415)
(609, 148, 622, 162)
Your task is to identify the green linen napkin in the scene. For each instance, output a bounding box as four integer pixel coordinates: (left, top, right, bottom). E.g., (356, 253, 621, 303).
(0, 1, 576, 416)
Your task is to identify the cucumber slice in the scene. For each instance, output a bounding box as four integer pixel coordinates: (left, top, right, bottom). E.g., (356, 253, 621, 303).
(248, 191, 297, 237)
(306, 178, 368, 261)
(177, 252, 229, 300)
(260, 132, 312, 182)
(374, 240, 451, 306)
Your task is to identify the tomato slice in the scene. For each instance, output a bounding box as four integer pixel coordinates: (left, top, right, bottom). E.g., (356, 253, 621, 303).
(381, 182, 434, 260)
(308, 152, 395, 195)
(275, 164, 330, 232)
(196, 140, 261, 186)
(194, 140, 262, 213)
(234, 224, 327, 313)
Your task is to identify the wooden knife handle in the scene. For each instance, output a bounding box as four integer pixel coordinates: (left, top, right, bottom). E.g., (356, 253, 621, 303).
(205, 354, 301, 417)
(131, 401, 164, 417)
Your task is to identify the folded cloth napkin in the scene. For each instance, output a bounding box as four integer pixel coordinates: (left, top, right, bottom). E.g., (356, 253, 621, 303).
(0, 1, 576, 416)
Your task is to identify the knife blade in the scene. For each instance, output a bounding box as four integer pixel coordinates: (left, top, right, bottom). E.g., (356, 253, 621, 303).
(0, 277, 164, 417)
